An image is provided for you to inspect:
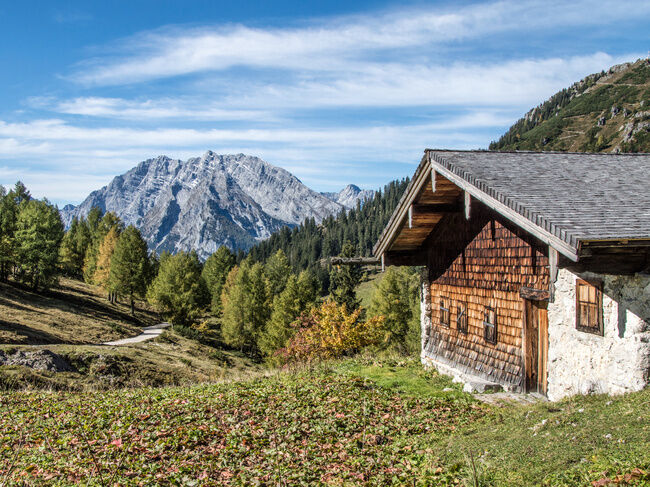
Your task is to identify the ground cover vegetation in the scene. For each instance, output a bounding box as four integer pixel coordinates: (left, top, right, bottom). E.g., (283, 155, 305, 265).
(1, 357, 648, 486)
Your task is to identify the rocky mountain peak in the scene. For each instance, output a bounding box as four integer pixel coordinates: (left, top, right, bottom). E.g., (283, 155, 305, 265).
(60, 152, 351, 259)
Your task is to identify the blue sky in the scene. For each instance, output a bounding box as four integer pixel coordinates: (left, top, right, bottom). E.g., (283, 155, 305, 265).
(0, 0, 648, 206)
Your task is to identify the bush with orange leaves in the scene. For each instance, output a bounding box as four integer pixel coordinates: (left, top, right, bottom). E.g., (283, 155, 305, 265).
(277, 300, 384, 363)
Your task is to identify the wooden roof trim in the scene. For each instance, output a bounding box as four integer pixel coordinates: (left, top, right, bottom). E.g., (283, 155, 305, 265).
(373, 152, 431, 257)
(429, 155, 579, 262)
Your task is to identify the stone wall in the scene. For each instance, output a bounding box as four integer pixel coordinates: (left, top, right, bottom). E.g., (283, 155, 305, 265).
(420, 269, 432, 358)
(547, 268, 650, 401)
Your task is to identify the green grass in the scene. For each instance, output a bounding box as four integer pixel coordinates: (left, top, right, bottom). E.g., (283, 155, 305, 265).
(356, 271, 383, 309)
(1, 356, 648, 485)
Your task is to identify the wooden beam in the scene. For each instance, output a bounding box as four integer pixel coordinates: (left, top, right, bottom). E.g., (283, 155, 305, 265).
(323, 257, 380, 266)
(408, 205, 413, 229)
(431, 168, 436, 192)
(519, 287, 550, 301)
(549, 247, 559, 302)
(464, 191, 471, 220)
(381, 253, 385, 272)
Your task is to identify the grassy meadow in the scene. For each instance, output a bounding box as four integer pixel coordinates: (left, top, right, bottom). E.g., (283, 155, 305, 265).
(1, 357, 649, 486)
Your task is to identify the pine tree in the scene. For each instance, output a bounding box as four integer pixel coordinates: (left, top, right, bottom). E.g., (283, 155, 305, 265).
(109, 225, 149, 315)
(14, 199, 64, 290)
(59, 217, 92, 277)
(147, 251, 209, 326)
(0, 186, 18, 281)
(221, 260, 270, 354)
(368, 266, 420, 350)
(83, 210, 122, 283)
(201, 246, 235, 314)
(259, 269, 319, 357)
(329, 241, 361, 312)
(93, 226, 120, 302)
(265, 249, 291, 297)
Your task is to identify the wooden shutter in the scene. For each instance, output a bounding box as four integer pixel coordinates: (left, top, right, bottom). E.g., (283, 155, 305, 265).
(576, 279, 603, 335)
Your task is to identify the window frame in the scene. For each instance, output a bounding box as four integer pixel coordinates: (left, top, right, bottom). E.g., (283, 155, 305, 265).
(439, 298, 450, 327)
(575, 279, 603, 336)
(483, 306, 497, 344)
(456, 302, 468, 334)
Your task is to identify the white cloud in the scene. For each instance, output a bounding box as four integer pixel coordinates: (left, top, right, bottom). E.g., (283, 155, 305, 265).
(69, 0, 650, 86)
(29, 96, 277, 121)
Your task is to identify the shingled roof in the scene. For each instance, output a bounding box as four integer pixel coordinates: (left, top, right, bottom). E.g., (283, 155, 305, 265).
(374, 150, 650, 262)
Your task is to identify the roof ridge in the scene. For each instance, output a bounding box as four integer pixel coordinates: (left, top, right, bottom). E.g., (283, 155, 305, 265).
(426, 149, 650, 157)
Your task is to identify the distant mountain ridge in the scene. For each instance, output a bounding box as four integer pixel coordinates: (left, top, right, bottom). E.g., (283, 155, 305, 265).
(61, 152, 370, 258)
(321, 184, 374, 209)
(490, 59, 650, 153)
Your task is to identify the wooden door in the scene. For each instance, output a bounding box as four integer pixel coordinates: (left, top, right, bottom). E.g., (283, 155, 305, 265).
(524, 299, 548, 395)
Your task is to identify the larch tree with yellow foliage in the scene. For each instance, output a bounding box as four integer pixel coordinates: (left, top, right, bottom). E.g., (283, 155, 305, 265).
(94, 226, 120, 303)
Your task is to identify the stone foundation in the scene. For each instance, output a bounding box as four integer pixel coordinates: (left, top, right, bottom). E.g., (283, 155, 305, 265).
(547, 269, 650, 401)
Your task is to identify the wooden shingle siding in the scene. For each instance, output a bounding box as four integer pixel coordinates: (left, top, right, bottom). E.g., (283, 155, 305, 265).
(424, 208, 549, 390)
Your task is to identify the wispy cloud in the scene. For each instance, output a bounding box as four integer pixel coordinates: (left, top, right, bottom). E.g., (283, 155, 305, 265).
(69, 0, 649, 86)
(29, 96, 278, 121)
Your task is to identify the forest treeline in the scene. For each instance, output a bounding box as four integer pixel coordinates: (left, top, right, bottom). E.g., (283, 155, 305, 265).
(244, 178, 410, 290)
(0, 178, 419, 363)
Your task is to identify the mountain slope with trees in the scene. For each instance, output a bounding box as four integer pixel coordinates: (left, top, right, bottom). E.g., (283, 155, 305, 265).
(490, 59, 650, 153)
(245, 178, 410, 288)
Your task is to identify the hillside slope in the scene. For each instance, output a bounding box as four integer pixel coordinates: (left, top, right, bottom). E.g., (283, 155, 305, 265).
(490, 59, 650, 153)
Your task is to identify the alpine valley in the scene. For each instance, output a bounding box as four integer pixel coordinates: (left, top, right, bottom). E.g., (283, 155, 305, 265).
(61, 152, 373, 258)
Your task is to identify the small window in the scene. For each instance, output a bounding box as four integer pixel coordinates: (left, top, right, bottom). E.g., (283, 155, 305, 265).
(440, 298, 450, 327)
(456, 302, 468, 334)
(576, 279, 603, 335)
(483, 307, 497, 344)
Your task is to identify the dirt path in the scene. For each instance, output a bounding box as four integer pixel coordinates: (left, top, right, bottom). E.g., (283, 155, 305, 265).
(102, 323, 171, 346)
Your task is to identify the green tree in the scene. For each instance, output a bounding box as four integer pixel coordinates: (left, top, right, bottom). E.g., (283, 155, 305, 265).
(0, 186, 18, 281)
(221, 260, 270, 354)
(147, 251, 209, 326)
(83, 210, 122, 283)
(14, 199, 64, 290)
(201, 246, 235, 314)
(93, 226, 121, 302)
(109, 225, 149, 315)
(368, 266, 420, 351)
(265, 249, 291, 297)
(329, 241, 362, 312)
(259, 269, 319, 357)
(59, 217, 92, 277)
(11, 181, 31, 205)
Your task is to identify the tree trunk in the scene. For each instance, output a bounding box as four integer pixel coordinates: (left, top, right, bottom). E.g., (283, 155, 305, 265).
(130, 296, 135, 316)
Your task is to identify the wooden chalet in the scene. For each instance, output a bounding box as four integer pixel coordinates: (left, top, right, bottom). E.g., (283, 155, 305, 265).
(374, 150, 650, 400)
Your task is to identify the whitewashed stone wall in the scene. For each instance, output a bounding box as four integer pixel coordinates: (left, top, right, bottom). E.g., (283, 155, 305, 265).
(420, 270, 432, 359)
(547, 268, 650, 401)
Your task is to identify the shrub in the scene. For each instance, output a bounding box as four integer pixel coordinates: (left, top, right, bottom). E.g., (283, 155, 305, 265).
(277, 300, 383, 363)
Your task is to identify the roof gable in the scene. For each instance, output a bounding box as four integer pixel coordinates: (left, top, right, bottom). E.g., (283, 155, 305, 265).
(374, 150, 650, 263)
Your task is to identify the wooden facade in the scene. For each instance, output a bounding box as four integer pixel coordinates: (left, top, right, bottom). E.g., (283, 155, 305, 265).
(423, 204, 550, 391)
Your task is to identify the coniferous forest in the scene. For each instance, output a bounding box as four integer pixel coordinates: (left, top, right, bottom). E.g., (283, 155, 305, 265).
(244, 177, 410, 289)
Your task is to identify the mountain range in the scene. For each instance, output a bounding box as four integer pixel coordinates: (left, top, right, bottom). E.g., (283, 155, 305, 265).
(61, 152, 373, 259)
